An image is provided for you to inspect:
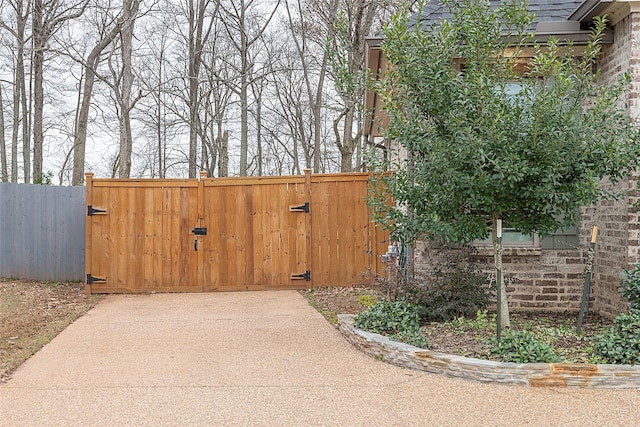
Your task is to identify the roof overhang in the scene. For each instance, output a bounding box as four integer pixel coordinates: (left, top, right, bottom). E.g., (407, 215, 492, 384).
(569, 0, 638, 26)
(363, 2, 622, 138)
(364, 37, 387, 138)
(516, 20, 614, 47)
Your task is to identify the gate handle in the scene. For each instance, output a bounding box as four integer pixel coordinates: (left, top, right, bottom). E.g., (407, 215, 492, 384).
(194, 239, 198, 251)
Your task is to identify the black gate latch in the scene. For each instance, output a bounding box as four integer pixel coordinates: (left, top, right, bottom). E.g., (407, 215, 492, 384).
(192, 227, 207, 235)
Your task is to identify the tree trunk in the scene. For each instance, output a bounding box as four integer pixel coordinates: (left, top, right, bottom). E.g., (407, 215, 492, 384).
(335, 108, 358, 172)
(342, 110, 354, 172)
(492, 217, 511, 329)
(187, 0, 213, 178)
(11, 60, 19, 183)
(156, 68, 164, 178)
(20, 50, 29, 183)
(238, 6, 249, 176)
(117, 0, 138, 178)
(205, 103, 217, 176)
(32, 0, 88, 183)
(32, 0, 44, 183)
(72, 9, 130, 185)
(15, 8, 29, 183)
(285, 0, 334, 174)
(0, 82, 7, 182)
(217, 129, 228, 177)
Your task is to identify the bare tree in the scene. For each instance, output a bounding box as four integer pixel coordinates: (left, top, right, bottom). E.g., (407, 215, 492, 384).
(198, 18, 234, 177)
(104, 0, 140, 178)
(264, 46, 307, 174)
(31, 0, 88, 183)
(185, 0, 216, 178)
(0, 0, 31, 182)
(218, 0, 280, 176)
(71, 3, 136, 185)
(284, 0, 335, 173)
(293, 0, 400, 172)
(327, 2, 376, 172)
(137, 21, 172, 178)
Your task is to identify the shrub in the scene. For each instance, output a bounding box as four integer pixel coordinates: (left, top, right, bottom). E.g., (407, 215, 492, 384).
(391, 247, 493, 322)
(485, 329, 560, 363)
(354, 299, 428, 348)
(620, 264, 640, 309)
(593, 309, 640, 365)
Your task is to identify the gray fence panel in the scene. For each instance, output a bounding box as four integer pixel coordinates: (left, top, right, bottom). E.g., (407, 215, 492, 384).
(0, 183, 85, 281)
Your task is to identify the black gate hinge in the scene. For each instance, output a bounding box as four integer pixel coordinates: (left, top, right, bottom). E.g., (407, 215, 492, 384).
(87, 205, 107, 216)
(291, 270, 311, 281)
(86, 274, 106, 285)
(290, 202, 310, 213)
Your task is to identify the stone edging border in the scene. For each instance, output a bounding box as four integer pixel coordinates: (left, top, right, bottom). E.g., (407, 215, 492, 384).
(337, 314, 640, 388)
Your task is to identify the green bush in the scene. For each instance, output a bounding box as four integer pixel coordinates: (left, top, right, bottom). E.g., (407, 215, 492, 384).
(354, 299, 428, 348)
(593, 309, 640, 365)
(485, 330, 560, 363)
(620, 264, 640, 309)
(393, 248, 493, 322)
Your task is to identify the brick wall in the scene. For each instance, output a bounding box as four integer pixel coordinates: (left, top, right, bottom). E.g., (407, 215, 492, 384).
(585, 13, 640, 317)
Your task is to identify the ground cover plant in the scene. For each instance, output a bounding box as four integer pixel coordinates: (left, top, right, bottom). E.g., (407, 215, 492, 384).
(0, 278, 103, 382)
(302, 286, 613, 364)
(353, 299, 429, 348)
(591, 264, 640, 364)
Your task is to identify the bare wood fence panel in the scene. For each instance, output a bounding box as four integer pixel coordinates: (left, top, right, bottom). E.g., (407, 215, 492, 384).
(311, 174, 386, 286)
(202, 177, 308, 291)
(85, 171, 389, 293)
(0, 183, 85, 281)
(87, 179, 200, 293)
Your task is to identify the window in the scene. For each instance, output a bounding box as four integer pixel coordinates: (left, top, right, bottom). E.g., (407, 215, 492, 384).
(479, 228, 538, 247)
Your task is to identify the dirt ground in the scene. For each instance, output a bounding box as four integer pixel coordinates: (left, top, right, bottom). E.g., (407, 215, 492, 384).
(0, 279, 103, 382)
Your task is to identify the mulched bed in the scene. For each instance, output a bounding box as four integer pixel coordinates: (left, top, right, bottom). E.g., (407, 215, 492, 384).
(301, 285, 613, 364)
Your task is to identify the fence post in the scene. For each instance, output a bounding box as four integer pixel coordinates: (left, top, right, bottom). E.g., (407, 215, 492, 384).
(304, 169, 313, 287)
(197, 171, 207, 289)
(85, 173, 94, 296)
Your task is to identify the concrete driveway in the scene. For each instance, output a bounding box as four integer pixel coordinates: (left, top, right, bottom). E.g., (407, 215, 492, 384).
(0, 291, 638, 426)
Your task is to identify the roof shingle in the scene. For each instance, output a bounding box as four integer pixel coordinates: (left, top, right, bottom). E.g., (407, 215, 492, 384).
(413, 1, 586, 30)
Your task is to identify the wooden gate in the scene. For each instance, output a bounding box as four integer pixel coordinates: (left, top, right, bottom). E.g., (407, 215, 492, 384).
(85, 170, 389, 294)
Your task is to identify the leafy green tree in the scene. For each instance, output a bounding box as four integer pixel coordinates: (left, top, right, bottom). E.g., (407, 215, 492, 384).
(368, 0, 640, 327)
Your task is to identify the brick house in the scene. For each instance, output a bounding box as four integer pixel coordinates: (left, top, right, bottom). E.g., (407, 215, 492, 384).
(364, 0, 640, 317)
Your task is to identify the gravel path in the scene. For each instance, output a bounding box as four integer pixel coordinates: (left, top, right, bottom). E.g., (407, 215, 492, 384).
(0, 291, 638, 426)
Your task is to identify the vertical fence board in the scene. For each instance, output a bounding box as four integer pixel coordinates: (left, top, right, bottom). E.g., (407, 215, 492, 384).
(206, 185, 223, 288)
(311, 180, 330, 285)
(0, 183, 85, 281)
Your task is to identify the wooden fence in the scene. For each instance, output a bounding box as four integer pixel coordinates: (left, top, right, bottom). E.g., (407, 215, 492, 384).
(0, 183, 85, 281)
(85, 171, 389, 293)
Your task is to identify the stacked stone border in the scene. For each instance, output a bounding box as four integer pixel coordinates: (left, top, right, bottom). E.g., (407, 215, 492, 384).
(338, 314, 640, 389)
